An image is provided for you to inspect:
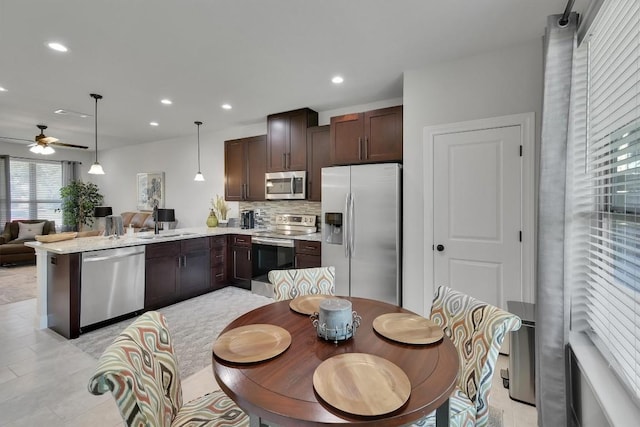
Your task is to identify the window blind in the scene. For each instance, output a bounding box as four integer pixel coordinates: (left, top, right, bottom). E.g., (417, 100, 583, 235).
(9, 158, 63, 226)
(569, 0, 640, 400)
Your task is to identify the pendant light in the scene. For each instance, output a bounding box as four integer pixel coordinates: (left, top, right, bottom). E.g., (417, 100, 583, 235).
(88, 93, 105, 175)
(194, 121, 205, 181)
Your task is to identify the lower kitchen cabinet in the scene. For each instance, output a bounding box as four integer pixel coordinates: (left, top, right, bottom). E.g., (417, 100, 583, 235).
(179, 238, 211, 299)
(47, 252, 81, 339)
(229, 235, 252, 289)
(211, 235, 228, 290)
(294, 240, 321, 268)
(145, 237, 211, 309)
(145, 242, 180, 309)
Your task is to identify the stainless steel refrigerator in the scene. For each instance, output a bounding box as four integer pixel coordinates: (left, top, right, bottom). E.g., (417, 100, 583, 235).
(321, 163, 402, 305)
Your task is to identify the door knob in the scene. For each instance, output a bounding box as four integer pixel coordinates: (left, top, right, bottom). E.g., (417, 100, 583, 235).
(436, 244, 445, 252)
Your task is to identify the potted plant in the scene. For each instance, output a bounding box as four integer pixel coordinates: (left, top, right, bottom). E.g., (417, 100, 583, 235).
(60, 181, 104, 232)
(211, 195, 230, 227)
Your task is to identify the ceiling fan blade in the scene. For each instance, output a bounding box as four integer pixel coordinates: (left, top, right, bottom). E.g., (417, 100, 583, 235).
(50, 141, 89, 150)
(0, 136, 33, 143)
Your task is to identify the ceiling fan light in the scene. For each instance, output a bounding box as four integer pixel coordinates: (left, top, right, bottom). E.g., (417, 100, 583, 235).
(194, 172, 205, 182)
(88, 162, 105, 175)
(41, 145, 55, 155)
(30, 145, 43, 154)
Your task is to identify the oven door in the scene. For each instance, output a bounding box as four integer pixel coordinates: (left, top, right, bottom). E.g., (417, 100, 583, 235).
(251, 237, 295, 284)
(265, 171, 306, 200)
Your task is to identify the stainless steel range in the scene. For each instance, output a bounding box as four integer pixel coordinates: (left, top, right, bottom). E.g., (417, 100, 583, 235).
(251, 214, 317, 298)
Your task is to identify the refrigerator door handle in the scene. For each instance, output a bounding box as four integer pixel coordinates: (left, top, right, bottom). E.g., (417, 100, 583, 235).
(350, 193, 355, 256)
(344, 193, 350, 258)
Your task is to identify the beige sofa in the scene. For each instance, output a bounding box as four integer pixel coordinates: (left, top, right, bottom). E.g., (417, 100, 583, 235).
(120, 212, 156, 232)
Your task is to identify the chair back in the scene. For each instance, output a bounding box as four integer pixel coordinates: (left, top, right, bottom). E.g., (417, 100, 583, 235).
(268, 266, 335, 301)
(88, 311, 183, 427)
(430, 286, 521, 426)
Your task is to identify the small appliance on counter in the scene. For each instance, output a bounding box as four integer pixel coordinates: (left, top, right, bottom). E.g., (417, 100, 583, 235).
(240, 210, 255, 229)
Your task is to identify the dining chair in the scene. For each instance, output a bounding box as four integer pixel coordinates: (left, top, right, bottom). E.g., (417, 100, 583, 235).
(268, 266, 335, 301)
(411, 286, 521, 427)
(88, 311, 248, 427)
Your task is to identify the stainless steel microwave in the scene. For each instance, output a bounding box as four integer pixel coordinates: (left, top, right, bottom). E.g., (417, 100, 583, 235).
(265, 171, 306, 200)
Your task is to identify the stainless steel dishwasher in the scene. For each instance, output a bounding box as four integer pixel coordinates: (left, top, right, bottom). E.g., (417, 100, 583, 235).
(80, 246, 146, 328)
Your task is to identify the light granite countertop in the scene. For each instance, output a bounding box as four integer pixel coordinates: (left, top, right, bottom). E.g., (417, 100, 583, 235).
(25, 226, 322, 254)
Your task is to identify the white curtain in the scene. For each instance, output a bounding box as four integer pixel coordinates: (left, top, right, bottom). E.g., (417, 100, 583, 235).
(536, 13, 577, 426)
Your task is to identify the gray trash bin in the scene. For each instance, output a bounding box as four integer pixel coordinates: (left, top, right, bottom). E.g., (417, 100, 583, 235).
(506, 300, 536, 406)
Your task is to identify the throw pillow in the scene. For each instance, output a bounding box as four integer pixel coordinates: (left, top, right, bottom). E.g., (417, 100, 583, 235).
(17, 222, 45, 240)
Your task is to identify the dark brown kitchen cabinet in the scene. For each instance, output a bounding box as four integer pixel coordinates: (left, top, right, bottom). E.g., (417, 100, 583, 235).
(306, 125, 331, 201)
(330, 105, 403, 165)
(210, 235, 228, 290)
(145, 238, 210, 309)
(179, 238, 211, 299)
(145, 242, 180, 309)
(294, 239, 321, 268)
(47, 253, 81, 339)
(229, 235, 252, 289)
(225, 135, 266, 201)
(267, 108, 318, 172)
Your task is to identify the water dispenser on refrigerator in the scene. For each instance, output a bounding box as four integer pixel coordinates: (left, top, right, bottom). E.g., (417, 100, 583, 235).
(323, 212, 343, 244)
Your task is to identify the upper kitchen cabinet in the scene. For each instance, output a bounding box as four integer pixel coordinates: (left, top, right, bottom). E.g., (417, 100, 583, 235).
(267, 108, 318, 172)
(225, 135, 267, 201)
(330, 105, 403, 165)
(306, 125, 331, 201)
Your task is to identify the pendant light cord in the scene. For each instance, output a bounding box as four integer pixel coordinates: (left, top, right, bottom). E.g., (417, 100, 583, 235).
(90, 93, 103, 162)
(195, 121, 203, 171)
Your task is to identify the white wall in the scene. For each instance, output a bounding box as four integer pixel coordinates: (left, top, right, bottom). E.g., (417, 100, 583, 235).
(402, 38, 543, 315)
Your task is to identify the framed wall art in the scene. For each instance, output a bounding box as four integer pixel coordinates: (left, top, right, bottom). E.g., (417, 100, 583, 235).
(137, 172, 165, 211)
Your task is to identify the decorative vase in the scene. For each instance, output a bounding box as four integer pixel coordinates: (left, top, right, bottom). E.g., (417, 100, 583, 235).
(206, 211, 218, 227)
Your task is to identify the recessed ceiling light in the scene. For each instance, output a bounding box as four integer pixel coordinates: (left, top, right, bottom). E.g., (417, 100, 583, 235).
(221, 104, 232, 110)
(0, 87, 7, 92)
(332, 75, 344, 84)
(47, 42, 68, 52)
(161, 99, 172, 105)
(150, 122, 159, 126)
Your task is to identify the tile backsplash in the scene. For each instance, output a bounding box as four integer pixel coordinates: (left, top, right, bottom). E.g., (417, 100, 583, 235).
(238, 200, 321, 229)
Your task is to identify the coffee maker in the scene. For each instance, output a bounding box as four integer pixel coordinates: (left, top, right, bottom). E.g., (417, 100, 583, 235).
(240, 210, 255, 229)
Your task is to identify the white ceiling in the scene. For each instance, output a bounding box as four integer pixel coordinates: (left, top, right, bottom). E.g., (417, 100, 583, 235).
(0, 0, 587, 151)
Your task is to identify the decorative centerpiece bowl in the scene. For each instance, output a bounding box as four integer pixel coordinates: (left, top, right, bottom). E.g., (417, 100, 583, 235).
(310, 298, 361, 343)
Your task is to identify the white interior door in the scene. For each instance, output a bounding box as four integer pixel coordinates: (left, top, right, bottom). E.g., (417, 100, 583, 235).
(433, 125, 522, 309)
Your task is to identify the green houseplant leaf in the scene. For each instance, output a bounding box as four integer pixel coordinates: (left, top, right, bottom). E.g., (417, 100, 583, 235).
(60, 181, 104, 232)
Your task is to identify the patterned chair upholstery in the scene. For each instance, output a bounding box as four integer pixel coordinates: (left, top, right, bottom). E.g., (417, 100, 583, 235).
(88, 311, 248, 427)
(412, 286, 522, 427)
(268, 266, 336, 301)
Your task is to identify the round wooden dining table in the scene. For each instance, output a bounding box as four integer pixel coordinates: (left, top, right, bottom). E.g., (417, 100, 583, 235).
(212, 297, 459, 427)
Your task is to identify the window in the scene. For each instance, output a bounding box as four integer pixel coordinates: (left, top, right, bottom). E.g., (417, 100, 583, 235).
(9, 158, 63, 227)
(569, 0, 640, 400)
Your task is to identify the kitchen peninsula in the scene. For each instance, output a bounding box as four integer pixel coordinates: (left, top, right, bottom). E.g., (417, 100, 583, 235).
(26, 227, 321, 339)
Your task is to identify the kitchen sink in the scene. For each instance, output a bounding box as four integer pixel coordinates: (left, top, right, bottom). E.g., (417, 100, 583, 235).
(137, 232, 196, 240)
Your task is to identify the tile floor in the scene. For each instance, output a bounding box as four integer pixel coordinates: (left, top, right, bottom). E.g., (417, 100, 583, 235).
(0, 297, 537, 426)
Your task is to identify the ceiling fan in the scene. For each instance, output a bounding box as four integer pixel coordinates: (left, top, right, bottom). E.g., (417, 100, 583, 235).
(0, 124, 89, 155)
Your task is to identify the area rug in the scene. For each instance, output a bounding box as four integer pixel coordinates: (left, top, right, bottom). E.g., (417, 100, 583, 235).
(0, 264, 37, 305)
(71, 286, 273, 378)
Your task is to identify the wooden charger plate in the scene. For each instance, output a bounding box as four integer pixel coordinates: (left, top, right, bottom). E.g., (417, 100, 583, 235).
(372, 313, 444, 345)
(289, 294, 332, 315)
(213, 324, 291, 363)
(313, 353, 411, 416)
(34, 232, 77, 243)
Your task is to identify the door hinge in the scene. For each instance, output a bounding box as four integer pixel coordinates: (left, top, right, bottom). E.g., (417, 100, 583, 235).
(519, 231, 522, 242)
(432, 244, 434, 251)
(519, 145, 523, 156)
